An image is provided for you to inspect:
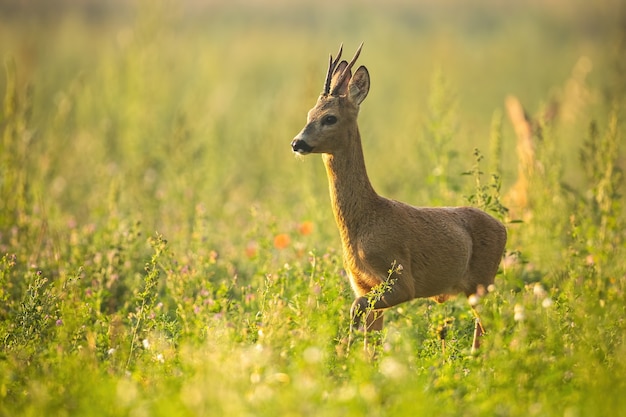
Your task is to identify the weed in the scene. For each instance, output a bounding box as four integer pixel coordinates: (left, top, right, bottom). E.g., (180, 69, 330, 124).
(463, 147, 510, 221)
(576, 112, 624, 270)
(0, 2, 624, 416)
(125, 233, 166, 370)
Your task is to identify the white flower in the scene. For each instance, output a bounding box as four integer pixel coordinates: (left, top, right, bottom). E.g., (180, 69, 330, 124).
(468, 294, 479, 307)
(379, 357, 406, 380)
(533, 283, 547, 298)
(514, 304, 525, 322)
(303, 346, 322, 364)
(542, 297, 553, 308)
(142, 339, 151, 349)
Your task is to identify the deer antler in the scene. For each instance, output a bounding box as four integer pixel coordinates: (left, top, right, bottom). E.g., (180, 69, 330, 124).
(330, 42, 363, 96)
(324, 44, 344, 95)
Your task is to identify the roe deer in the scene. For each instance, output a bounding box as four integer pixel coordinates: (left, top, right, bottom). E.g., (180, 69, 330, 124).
(291, 44, 507, 351)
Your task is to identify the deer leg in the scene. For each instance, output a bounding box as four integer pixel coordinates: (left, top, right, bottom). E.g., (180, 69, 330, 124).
(348, 281, 413, 347)
(350, 297, 371, 333)
(348, 298, 386, 352)
(365, 309, 384, 331)
(348, 297, 369, 348)
(470, 306, 485, 353)
(350, 288, 410, 331)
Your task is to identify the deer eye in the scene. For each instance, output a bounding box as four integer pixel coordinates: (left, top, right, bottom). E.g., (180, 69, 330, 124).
(322, 115, 337, 126)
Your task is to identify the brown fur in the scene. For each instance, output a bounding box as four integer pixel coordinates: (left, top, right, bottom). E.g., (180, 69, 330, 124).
(291, 45, 507, 342)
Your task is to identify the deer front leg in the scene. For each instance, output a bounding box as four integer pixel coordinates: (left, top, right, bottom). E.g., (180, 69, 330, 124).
(348, 297, 385, 352)
(350, 297, 384, 333)
(348, 279, 414, 348)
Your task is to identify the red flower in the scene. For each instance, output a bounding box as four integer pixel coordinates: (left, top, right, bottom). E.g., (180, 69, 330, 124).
(274, 234, 291, 249)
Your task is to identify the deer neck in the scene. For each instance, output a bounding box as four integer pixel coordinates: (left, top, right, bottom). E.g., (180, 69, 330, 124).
(322, 126, 378, 242)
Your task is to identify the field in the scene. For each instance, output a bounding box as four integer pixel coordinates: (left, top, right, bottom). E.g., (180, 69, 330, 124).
(1, 0, 625, 415)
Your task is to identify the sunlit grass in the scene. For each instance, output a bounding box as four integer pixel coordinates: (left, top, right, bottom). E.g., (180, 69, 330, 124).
(1, 0, 625, 416)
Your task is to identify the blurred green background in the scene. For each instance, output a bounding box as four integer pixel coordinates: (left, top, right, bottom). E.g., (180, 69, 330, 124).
(1, 1, 626, 416)
(2, 0, 623, 250)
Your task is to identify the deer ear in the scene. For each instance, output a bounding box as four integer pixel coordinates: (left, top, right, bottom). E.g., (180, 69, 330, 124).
(348, 66, 369, 105)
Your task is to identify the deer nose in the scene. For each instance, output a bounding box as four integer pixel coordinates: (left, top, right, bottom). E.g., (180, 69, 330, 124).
(291, 138, 314, 154)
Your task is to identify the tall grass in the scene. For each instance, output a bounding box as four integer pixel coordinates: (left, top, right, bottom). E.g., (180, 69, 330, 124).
(1, 0, 625, 416)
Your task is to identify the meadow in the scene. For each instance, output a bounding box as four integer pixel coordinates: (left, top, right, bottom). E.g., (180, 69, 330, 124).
(1, 0, 625, 415)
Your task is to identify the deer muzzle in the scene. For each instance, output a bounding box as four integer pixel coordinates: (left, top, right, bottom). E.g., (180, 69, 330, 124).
(291, 137, 314, 155)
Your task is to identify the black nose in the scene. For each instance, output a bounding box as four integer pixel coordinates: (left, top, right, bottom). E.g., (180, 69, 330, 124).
(291, 139, 314, 154)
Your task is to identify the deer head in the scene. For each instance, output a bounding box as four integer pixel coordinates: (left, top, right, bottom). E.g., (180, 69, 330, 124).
(291, 43, 370, 155)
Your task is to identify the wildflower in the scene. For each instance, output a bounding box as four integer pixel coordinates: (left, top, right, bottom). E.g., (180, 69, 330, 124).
(303, 346, 322, 364)
(379, 357, 407, 380)
(514, 304, 525, 322)
(273, 233, 291, 249)
(533, 283, 547, 298)
(107, 348, 116, 356)
(142, 339, 151, 349)
(154, 353, 165, 363)
(468, 294, 479, 307)
(250, 372, 261, 384)
(294, 242, 307, 257)
(311, 283, 322, 296)
(270, 373, 290, 384)
(503, 253, 518, 268)
(245, 293, 256, 304)
(55, 319, 63, 326)
(298, 221, 314, 235)
(67, 217, 77, 229)
(542, 297, 553, 308)
(245, 241, 258, 258)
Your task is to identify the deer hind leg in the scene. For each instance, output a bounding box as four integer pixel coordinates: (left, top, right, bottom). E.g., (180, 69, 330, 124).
(465, 270, 493, 353)
(464, 281, 488, 353)
(466, 233, 504, 353)
(470, 306, 485, 353)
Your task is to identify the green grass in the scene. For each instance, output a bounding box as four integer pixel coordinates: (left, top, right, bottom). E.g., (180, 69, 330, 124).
(1, 0, 625, 415)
